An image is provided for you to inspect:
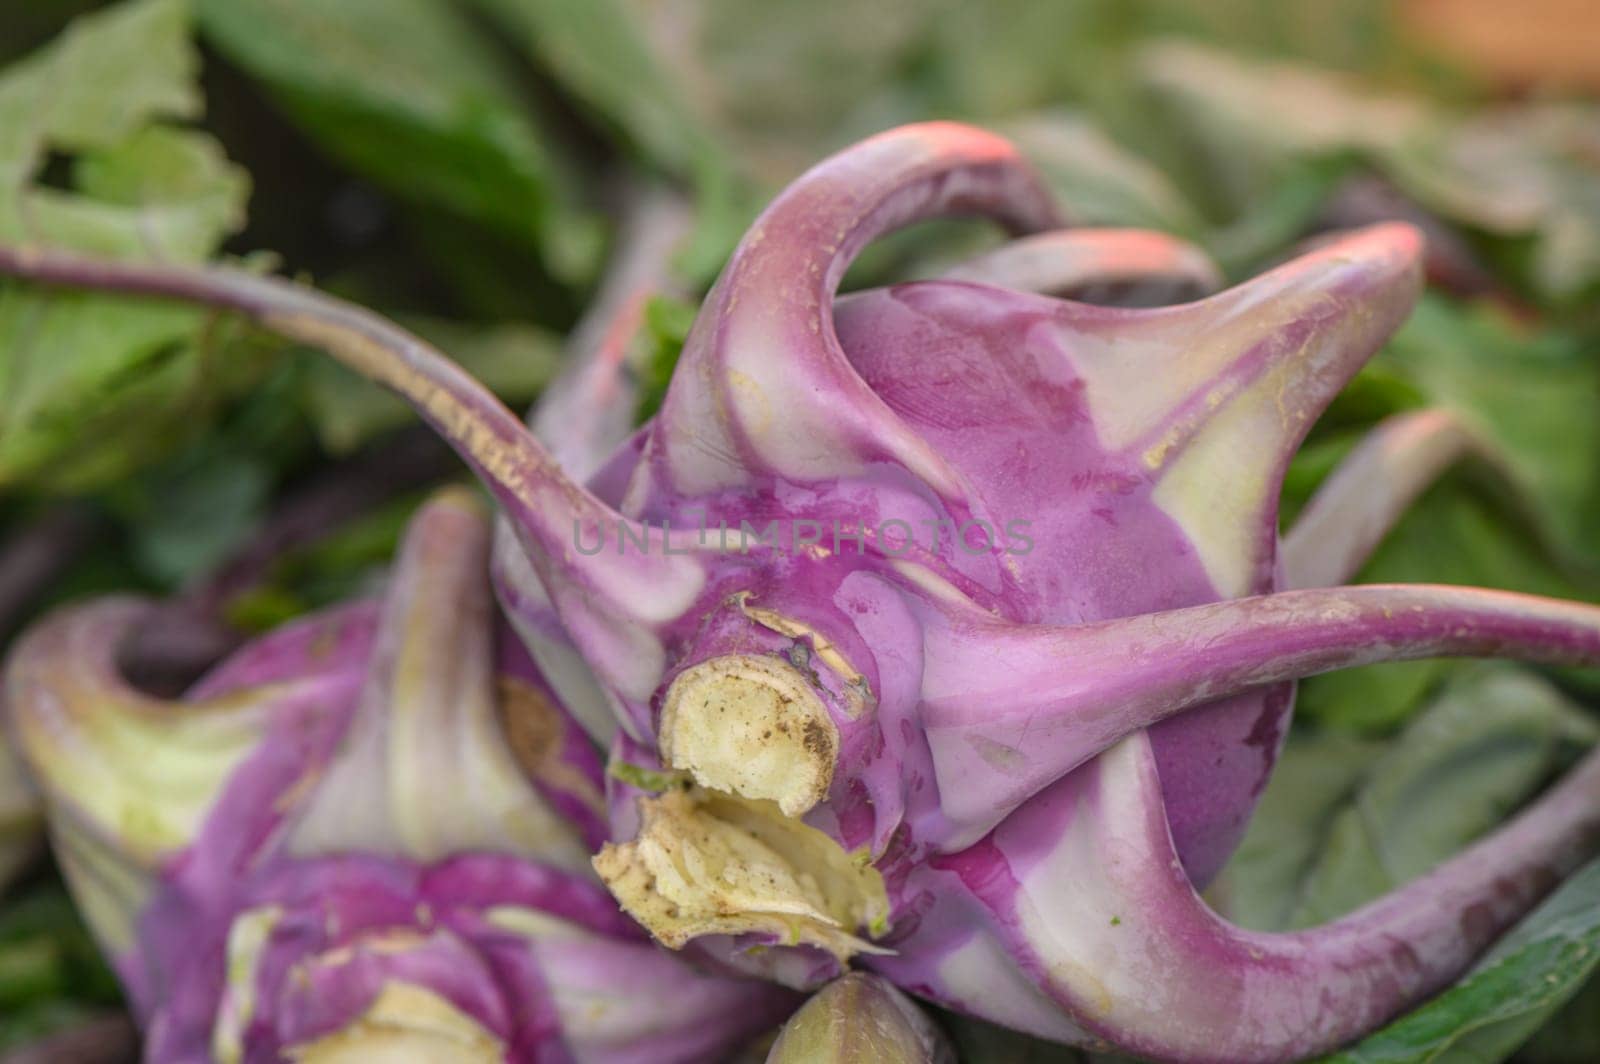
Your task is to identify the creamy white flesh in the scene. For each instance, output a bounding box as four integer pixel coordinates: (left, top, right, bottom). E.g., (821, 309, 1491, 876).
(658, 654, 838, 817)
(608, 650, 888, 959)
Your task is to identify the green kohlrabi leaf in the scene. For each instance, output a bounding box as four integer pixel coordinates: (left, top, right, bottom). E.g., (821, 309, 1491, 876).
(196, 0, 600, 281)
(1134, 40, 1423, 221)
(1383, 104, 1600, 306)
(0, 881, 123, 1052)
(1220, 664, 1598, 933)
(108, 358, 313, 588)
(1518, 976, 1600, 1063)
(467, 0, 725, 182)
(0, 0, 197, 187)
(0, 0, 258, 491)
(1317, 857, 1600, 1064)
(613, 0, 927, 181)
(1376, 294, 1600, 565)
(1001, 111, 1205, 234)
(121, 442, 272, 586)
(1205, 729, 1379, 930)
(464, 0, 752, 282)
(1132, 41, 1600, 301)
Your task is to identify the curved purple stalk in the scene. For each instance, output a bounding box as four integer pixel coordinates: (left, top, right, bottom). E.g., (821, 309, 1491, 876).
(529, 184, 693, 480)
(0, 242, 709, 719)
(919, 583, 1600, 846)
(637, 121, 1061, 504)
(874, 730, 1600, 1063)
(490, 186, 694, 744)
(0, 248, 639, 567)
(938, 227, 1221, 296)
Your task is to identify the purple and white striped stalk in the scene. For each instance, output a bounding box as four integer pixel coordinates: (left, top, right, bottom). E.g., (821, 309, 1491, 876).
(938, 225, 1221, 297)
(2, 122, 1598, 1062)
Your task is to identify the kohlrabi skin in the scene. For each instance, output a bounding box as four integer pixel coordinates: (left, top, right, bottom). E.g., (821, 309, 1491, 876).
(2, 122, 1600, 1063)
(2, 491, 794, 1063)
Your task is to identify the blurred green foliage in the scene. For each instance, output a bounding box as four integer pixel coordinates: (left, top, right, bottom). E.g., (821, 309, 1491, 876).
(0, 880, 121, 1050)
(0, 0, 260, 492)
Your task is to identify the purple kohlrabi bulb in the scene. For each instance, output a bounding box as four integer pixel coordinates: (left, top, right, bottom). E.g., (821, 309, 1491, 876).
(2, 122, 1599, 1063)
(3, 490, 793, 1063)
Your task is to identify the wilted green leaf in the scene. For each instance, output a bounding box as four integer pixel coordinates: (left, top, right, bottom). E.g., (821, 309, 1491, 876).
(1384, 105, 1600, 304)
(1002, 111, 1203, 233)
(0, 0, 257, 491)
(197, 0, 600, 280)
(0, 0, 197, 191)
(469, 0, 723, 180)
(1221, 664, 1597, 932)
(617, 0, 927, 180)
(1318, 858, 1600, 1064)
(1134, 42, 1600, 299)
(467, 0, 751, 281)
(1378, 295, 1600, 564)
